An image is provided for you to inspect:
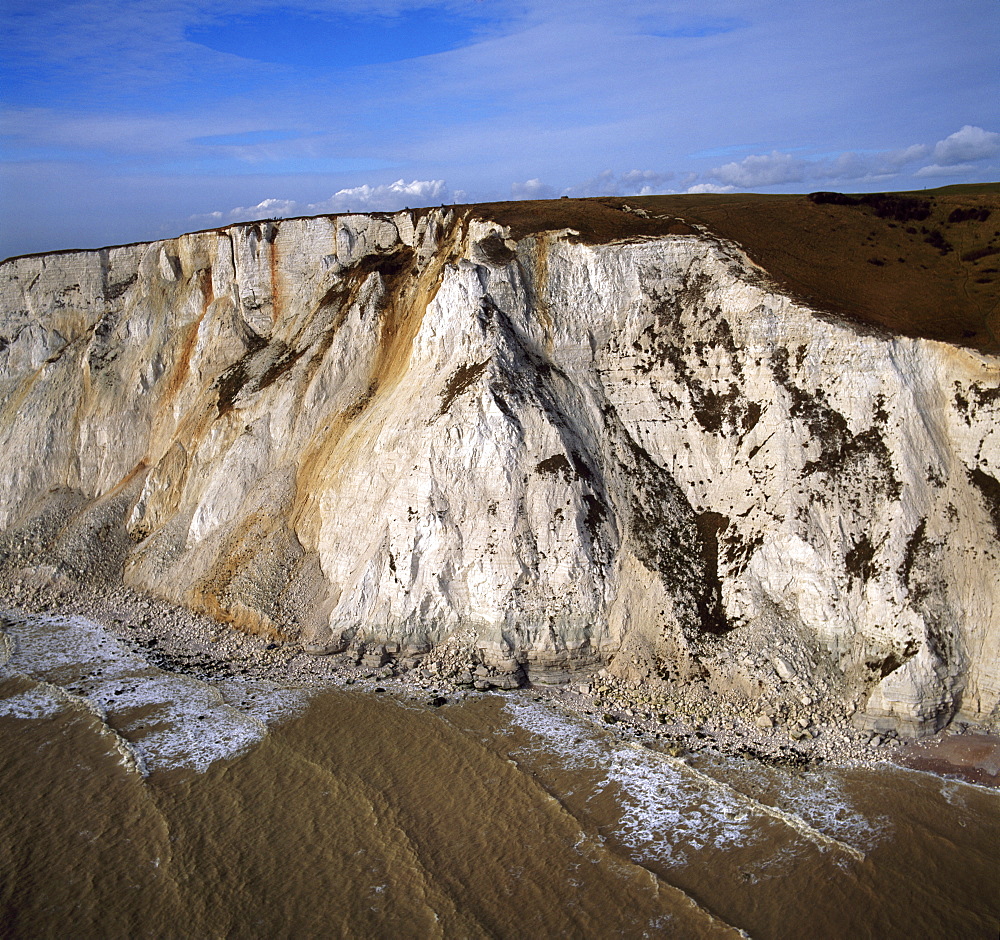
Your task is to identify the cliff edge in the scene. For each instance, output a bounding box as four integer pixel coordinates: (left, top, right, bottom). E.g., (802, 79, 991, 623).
(2, 191, 998, 736)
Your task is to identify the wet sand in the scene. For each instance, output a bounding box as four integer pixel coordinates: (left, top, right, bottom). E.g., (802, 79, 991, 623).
(894, 733, 1000, 788)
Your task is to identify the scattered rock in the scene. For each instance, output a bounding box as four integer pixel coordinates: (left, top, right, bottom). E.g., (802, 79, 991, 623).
(773, 657, 797, 682)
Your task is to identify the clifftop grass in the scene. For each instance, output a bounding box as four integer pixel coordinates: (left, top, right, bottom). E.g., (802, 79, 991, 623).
(474, 183, 1000, 354)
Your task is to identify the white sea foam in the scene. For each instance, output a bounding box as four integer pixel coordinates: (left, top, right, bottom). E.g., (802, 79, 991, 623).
(503, 697, 874, 867)
(0, 611, 311, 774)
(503, 698, 767, 865)
(768, 769, 886, 854)
(0, 682, 66, 720)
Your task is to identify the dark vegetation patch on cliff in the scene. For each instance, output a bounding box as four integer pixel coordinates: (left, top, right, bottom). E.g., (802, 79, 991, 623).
(969, 467, 1000, 540)
(867, 639, 919, 679)
(627, 272, 756, 437)
(900, 519, 929, 602)
(722, 529, 763, 579)
(535, 453, 578, 481)
(87, 308, 124, 377)
(845, 535, 877, 583)
(256, 343, 305, 392)
(103, 273, 137, 302)
(606, 411, 730, 637)
(340, 246, 418, 317)
(474, 233, 517, 265)
(953, 380, 1000, 427)
(213, 323, 270, 415)
(893, 519, 957, 671)
(438, 359, 490, 415)
(581, 494, 607, 542)
(347, 246, 416, 283)
(695, 511, 729, 617)
(215, 358, 253, 416)
(768, 348, 902, 499)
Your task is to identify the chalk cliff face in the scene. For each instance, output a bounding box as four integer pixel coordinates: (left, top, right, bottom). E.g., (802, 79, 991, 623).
(1, 206, 998, 735)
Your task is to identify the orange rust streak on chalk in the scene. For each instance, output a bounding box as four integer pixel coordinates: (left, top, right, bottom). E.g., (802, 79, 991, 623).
(291, 220, 461, 549)
(91, 459, 150, 503)
(269, 233, 281, 326)
(534, 235, 554, 351)
(162, 268, 212, 406)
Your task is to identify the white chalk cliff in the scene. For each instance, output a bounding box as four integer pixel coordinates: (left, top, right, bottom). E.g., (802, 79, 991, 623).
(1, 206, 998, 735)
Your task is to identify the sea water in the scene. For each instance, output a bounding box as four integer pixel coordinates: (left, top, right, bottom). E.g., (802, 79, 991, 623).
(2, 612, 998, 938)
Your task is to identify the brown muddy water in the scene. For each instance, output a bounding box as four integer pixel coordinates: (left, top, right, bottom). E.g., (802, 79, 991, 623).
(1, 613, 998, 939)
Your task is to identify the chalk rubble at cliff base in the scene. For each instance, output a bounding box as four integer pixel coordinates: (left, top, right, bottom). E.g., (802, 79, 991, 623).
(0, 575, 934, 773)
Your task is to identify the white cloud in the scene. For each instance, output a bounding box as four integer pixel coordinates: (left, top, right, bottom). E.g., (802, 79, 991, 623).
(711, 151, 809, 188)
(308, 178, 448, 212)
(914, 163, 980, 179)
(931, 125, 1000, 166)
(883, 143, 931, 167)
(686, 182, 736, 194)
(225, 197, 301, 221)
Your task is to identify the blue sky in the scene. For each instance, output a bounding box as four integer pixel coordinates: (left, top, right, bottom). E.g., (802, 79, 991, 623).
(2, 0, 999, 258)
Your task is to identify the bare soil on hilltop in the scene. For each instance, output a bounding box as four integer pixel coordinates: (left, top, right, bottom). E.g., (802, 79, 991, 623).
(472, 182, 1000, 353)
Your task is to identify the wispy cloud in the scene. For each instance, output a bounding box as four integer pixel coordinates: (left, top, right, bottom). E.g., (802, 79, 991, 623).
(189, 178, 453, 225)
(562, 169, 676, 197)
(645, 17, 748, 39)
(914, 163, 981, 179)
(511, 179, 557, 200)
(190, 130, 308, 147)
(711, 151, 808, 188)
(686, 183, 736, 194)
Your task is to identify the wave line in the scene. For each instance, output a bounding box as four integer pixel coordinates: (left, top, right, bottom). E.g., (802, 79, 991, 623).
(629, 742, 865, 863)
(37, 677, 149, 778)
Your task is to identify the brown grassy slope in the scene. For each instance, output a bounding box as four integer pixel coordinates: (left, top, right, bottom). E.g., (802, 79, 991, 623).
(472, 185, 1000, 354)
